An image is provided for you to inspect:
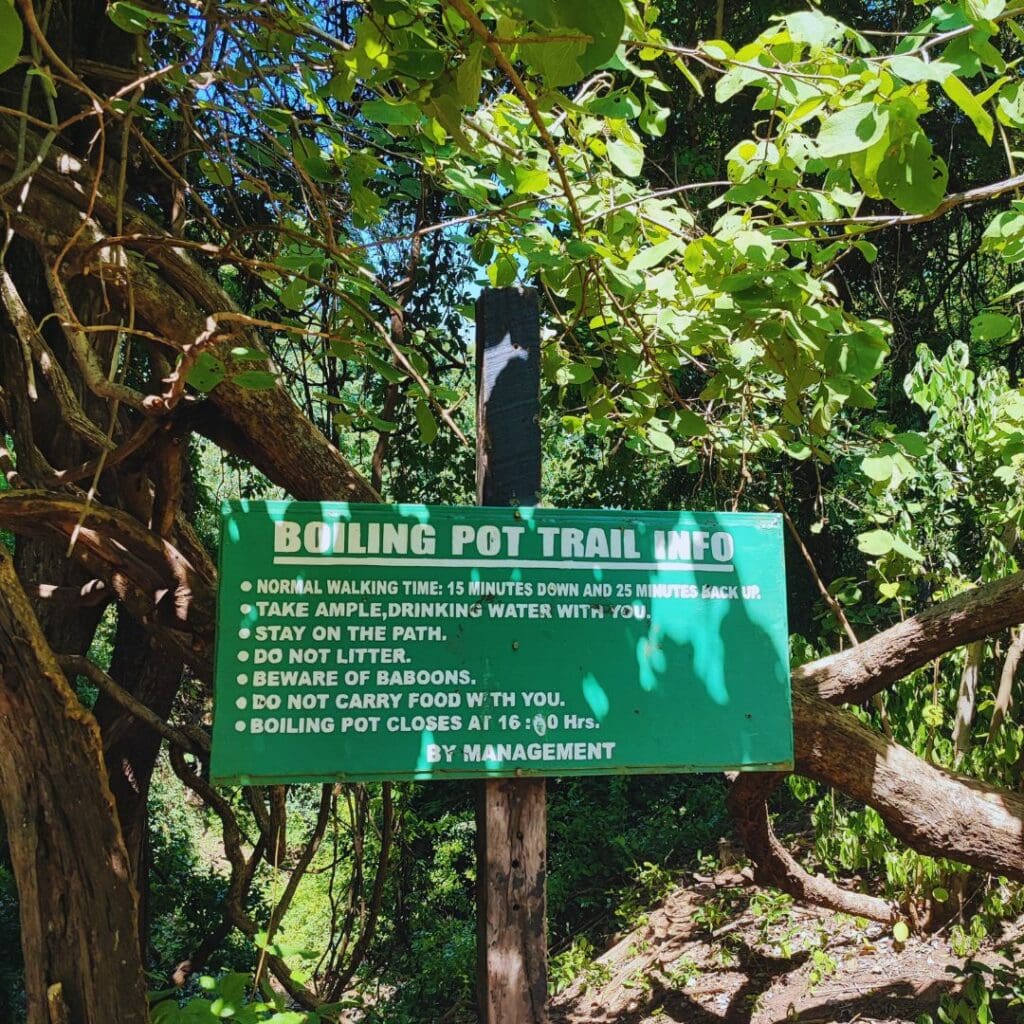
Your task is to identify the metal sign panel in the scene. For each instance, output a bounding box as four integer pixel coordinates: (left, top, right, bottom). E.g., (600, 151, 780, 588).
(211, 502, 792, 783)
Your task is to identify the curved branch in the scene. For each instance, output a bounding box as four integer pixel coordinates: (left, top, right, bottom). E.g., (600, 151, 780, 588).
(0, 267, 114, 451)
(0, 136, 380, 503)
(798, 571, 1024, 706)
(730, 571, 1024, 918)
(0, 489, 216, 672)
(57, 654, 208, 757)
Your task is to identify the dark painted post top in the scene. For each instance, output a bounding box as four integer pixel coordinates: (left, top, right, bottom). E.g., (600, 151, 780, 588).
(475, 287, 541, 509)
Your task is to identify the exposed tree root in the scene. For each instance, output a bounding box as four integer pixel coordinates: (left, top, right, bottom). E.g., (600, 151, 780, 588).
(727, 773, 898, 923)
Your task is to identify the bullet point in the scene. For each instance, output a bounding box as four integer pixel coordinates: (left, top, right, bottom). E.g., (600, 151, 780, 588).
(234, 721, 246, 732)
(238, 628, 251, 639)
(241, 604, 252, 615)
(237, 651, 249, 662)
(240, 580, 252, 592)
(236, 697, 247, 710)
(236, 673, 248, 685)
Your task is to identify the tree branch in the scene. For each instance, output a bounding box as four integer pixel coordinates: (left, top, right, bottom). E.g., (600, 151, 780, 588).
(57, 654, 208, 757)
(798, 571, 1024, 706)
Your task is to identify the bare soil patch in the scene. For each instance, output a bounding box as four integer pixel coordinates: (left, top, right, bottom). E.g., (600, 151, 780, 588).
(551, 869, 1024, 1023)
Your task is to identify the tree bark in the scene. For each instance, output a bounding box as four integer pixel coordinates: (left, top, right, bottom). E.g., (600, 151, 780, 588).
(93, 613, 185, 939)
(0, 542, 148, 1024)
(726, 773, 898, 923)
(799, 571, 1024, 706)
(794, 685, 1024, 877)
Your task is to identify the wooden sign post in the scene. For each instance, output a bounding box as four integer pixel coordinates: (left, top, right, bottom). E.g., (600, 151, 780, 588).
(475, 287, 548, 1023)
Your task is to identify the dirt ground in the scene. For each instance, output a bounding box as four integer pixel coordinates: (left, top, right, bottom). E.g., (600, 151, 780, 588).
(550, 868, 1024, 1023)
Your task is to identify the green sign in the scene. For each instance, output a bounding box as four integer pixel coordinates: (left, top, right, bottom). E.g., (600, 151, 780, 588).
(211, 502, 792, 783)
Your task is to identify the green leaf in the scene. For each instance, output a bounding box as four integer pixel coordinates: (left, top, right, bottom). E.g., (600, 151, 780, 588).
(854, 240, 878, 263)
(454, 43, 483, 108)
(521, 38, 587, 86)
(198, 158, 232, 187)
(891, 535, 924, 561)
(894, 431, 928, 457)
(291, 137, 333, 181)
(107, 1, 172, 33)
(392, 47, 445, 80)
(783, 10, 844, 48)
(628, 237, 680, 272)
(932, 886, 950, 903)
(861, 454, 894, 481)
(647, 429, 676, 452)
(279, 277, 307, 311)
(557, 362, 594, 385)
(362, 409, 398, 431)
(942, 75, 994, 144)
(606, 138, 644, 177)
(0, 1, 23, 75)
(217, 973, 248, 1010)
(893, 921, 910, 943)
(858, 529, 895, 556)
(487, 254, 518, 287)
(446, 167, 493, 204)
(519, 0, 624, 83)
(26, 66, 57, 99)
(676, 408, 708, 436)
(639, 95, 670, 137)
(997, 82, 1024, 127)
(970, 311, 1017, 341)
(361, 99, 422, 126)
(701, 39, 734, 61)
(423, 93, 474, 149)
(231, 370, 278, 390)
(966, 0, 1005, 20)
(258, 108, 293, 132)
(187, 353, 226, 394)
(557, 0, 626, 73)
(815, 103, 889, 158)
(588, 90, 641, 119)
(887, 55, 958, 83)
(513, 165, 550, 194)
(364, 353, 404, 383)
(414, 400, 438, 443)
(877, 130, 948, 215)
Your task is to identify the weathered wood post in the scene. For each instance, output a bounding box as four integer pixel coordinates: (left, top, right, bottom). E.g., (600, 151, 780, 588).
(475, 287, 548, 1023)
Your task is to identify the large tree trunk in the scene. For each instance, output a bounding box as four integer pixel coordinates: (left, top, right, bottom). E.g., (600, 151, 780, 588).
(93, 613, 184, 939)
(0, 542, 149, 1024)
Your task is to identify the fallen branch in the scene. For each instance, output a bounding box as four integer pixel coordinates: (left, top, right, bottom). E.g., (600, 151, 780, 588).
(794, 685, 1024, 878)
(730, 570, 1024, 922)
(726, 773, 898, 923)
(798, 572, 1024, 706)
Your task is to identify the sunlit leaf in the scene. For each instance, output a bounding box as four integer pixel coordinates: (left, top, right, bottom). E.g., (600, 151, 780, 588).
(0, 1, 23, 75)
